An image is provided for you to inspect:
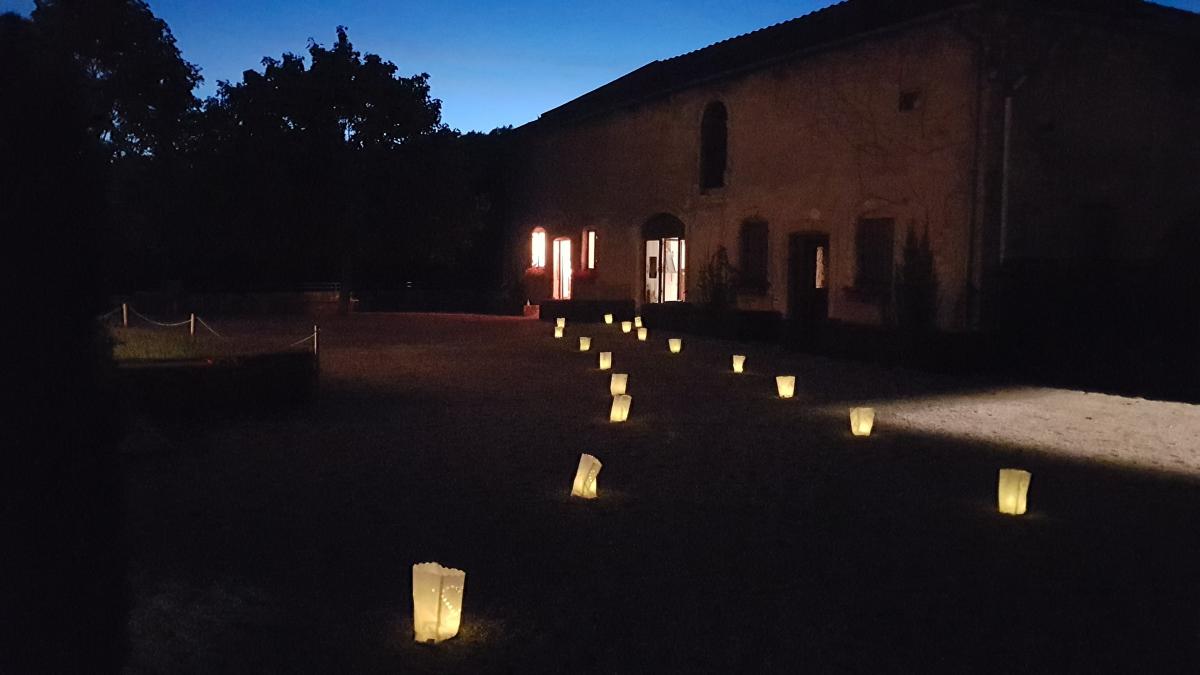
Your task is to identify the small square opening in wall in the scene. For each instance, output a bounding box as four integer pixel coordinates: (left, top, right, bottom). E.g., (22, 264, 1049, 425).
(899, 90, 922, 112)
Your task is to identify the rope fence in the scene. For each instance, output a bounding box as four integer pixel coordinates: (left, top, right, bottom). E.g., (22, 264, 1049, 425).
(98, 303, 319, 355)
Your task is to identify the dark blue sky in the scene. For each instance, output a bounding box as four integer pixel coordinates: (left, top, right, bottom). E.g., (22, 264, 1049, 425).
(4, 0, 1198, 131)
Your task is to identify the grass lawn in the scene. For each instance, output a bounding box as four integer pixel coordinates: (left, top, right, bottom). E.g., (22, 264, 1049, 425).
(111, 322, 317, 361)
(119, 313, 1200, 673)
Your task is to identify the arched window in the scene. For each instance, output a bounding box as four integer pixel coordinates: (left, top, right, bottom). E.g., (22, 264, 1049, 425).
(700, 101, 728, 191)
(739, 219, 769, 294)
(531, 228, 546, 268)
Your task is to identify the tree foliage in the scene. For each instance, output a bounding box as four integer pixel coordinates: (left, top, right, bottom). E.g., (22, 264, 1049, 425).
(32, 0, 201, 157)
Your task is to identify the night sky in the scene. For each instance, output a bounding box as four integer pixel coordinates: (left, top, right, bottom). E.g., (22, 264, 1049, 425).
(3, 0, 1199, 131)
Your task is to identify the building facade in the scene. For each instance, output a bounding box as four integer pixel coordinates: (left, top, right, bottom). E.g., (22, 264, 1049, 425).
(507, 0, 1200, 340)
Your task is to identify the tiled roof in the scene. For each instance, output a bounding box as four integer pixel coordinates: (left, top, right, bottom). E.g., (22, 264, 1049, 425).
(533, 0, 1170, 127)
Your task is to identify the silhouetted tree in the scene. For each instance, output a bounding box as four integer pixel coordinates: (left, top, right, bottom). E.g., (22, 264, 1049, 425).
(204, 26, 451, 305)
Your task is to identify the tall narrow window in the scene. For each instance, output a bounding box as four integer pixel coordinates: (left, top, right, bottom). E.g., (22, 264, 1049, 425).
(855, 218, 895, 293)
(531, 228, 546, 268)
(582, 229, 597, 269)
(700, 102, 728, 191)
(738, 219, 769, 294)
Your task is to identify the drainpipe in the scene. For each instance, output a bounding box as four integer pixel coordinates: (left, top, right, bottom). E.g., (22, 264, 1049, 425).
(999, 74, 1027, 265)
(999, 95, 1013, 264)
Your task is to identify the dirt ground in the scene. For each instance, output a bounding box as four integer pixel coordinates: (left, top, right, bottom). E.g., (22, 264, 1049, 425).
(120, 313, 1200, 673)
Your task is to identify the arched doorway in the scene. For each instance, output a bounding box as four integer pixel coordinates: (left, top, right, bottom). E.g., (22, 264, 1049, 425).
(642, 214, 687, 303)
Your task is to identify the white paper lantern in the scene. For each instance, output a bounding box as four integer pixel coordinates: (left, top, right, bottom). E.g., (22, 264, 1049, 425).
(998, 468, 1032, 515)
(621, 321, 632, 334)
(610, 373, 628, 396)
(668, 338, 682, 354)
(571, 453, 602, 499)
(598, 352, 612, 370)
(732, 355, 746, 373)
(775, 375, 796, 399)
(412, 562, 466, 643)
(634, 316, 643, 328)
(556, 317, 566, 328)
(637, 327, 648, 341)
(579, 336, 592, 351)
(609, 394, 632, 422)
(604, 313, 614, 324)
(850, 407, 875, 436)
(554, 326, 564, 339)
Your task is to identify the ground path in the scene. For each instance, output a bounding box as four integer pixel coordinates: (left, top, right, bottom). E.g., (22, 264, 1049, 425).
(121, 313, 1200, 673)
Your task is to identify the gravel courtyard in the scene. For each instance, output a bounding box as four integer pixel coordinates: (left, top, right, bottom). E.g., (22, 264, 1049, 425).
(121, 313, 1200, 673)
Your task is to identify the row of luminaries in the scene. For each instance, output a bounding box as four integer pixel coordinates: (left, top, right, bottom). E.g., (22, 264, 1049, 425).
(410, 313, 1034, 644)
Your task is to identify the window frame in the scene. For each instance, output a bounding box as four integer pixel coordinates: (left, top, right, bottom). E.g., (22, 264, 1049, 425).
(699, 101, 728, 191)
(853, 218, 896, 297)
(530, 228, 546, 268)
(738, 219, 769, 295)
(582, 229, 597, 270)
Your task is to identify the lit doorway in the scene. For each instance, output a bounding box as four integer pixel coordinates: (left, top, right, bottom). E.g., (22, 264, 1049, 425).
(788, 232, 829, 331)
(644, 238, 686, 303)
(552, 237, 572, 299)
(641, 214, 687, 303)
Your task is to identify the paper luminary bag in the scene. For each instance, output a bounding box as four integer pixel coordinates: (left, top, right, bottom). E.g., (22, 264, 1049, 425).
(610, 373, 628, 396)
(732, 355, 745, 373)
(850, 407, 875, 436)
(610, 394, 632, 422)
(775, 375, 796, 398)
(998, 469, 1032, 515)
(571, 453, 603, 499)
(412, 562, 466, 643)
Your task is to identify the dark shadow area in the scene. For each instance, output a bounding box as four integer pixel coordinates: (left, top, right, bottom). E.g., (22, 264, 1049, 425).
(118, 352, 319, 420)
(1, 12, 126, 673)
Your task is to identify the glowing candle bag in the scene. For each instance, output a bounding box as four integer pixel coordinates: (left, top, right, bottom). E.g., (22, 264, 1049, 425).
(554, 326, 564, 339)
(599, 352, 612, 370)
(850, 408, 875, 436)
(637, 327, 648, 341)
(732, 355, 746, 373)
(668, 338, 682, 354)
(604, 313, 614, 325)
(610, 373, 628, 396)
(776, 376, 796, 399)
(412, 562, 466, 643)
(998, 469, 1032, 515)
(579, 337, 592, 351)
(621, 321, 633, 334)
(556, 317, 566, 328)
(634, 316, 643, 328)
(610, 394, 632, 422)
(571, 454, 603, 499)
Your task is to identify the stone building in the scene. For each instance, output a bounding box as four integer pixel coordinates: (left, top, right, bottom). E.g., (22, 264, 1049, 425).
(507, 0, 1199, 358)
